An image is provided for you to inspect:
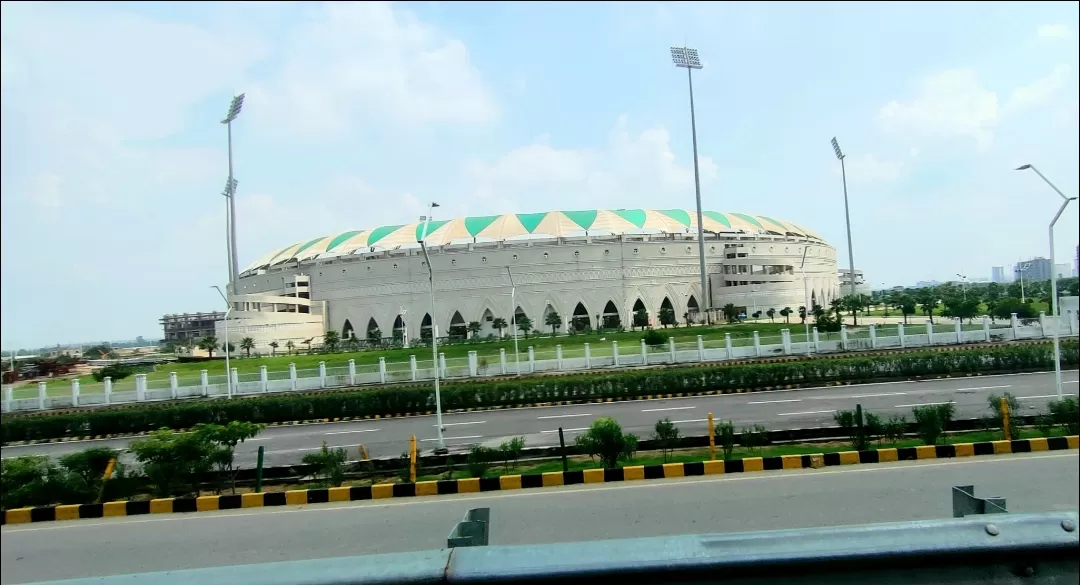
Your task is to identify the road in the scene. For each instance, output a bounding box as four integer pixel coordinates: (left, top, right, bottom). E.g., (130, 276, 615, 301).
(2, 370, 1077, 467)
(1, 452, 1076, 584)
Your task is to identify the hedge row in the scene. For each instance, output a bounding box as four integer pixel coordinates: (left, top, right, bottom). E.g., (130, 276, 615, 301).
(3, 342, 1076, 443)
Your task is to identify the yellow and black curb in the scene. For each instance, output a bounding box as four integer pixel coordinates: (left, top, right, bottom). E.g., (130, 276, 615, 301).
(4, 435, 1076, 526)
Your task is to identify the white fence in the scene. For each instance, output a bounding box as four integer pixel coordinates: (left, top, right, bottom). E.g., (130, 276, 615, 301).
(4, 312, 1078, 414)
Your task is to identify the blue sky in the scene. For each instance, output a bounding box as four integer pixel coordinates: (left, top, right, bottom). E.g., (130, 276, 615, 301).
(2, 1, 1078, 348)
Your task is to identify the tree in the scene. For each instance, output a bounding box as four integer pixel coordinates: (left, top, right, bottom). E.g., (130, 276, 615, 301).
(516, 315, 533, 339)
(829, 298, 844, 323)
(268, 341, 279, 356)
(575, 417, 638, 468)
(780, 307, 792, 323)
(323, 330, 340, 352)
(302, 338, 313, 353)
(943, 297, 980, 324)
(467, 321, 482, 338)
(722, 303, 739, 323)
(492, 317, 508, 337)
(652, 418, 681, 463)
(655, 306, 675, 328)
(752, 310, 762, 320)
(85, 344, 113, 360)
(225, 342, 236, 355)
(913, 287, 938, 324)
(798, 305, 806, 324)
(129, 429, 222, 497)
(632, 307, 649, 330)
(766, 308, 776, 322)
(841, 295, 862, 326)
(240, 337, 255, 358)
(544, 311, 562, 336)
(198, 335, 218, 358)
(366, 328, 381, 346)
(285, 340, 295, 355)
(193, 421, 263, 493)
(895, 294, 916, 325)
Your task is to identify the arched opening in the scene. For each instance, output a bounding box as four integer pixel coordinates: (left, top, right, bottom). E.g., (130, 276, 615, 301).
(571, 302, 591, 332)
(448, 310, 467, 340)
(631, 298, 648, 330)
(480, 308, 495, 338)
(420, 313, 433, 340)
(659, 297, 675, 328)
(602, 300, 621, 330)
(366, 317, 381, 346)
(342, 319, 355, 340)
(686, 295, 699, 325)
(393, 314, 406, 345)
(514, 306, 531, 339)
(542, 304, 561, 336)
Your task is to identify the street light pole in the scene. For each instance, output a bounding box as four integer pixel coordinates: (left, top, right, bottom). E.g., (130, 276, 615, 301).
(221, 94, 245, 287)
(211, 286, 234, 399)
(1016, 164, 1077, 400)
(671, 46, 710, 324)
(799, 247, 812, 356)
(831, 137, 857, 298)
(418, 203, 447, 453)
(507, 267, 521, 376)
(1018, 263, 1029, 303)
(956, 273, 968, 301)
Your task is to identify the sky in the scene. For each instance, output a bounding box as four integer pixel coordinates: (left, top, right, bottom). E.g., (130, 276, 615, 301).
(1, 1, 1078, 348)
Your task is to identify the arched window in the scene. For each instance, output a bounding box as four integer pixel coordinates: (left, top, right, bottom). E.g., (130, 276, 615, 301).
(602, 300, 621, 329)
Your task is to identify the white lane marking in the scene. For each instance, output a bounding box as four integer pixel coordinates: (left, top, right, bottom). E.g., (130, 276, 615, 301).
(641, 406, 696, 412)
(747, 399, 800, 405)
(847, 392, 909, 399)
(671, 419, 709, 424)
(420, 435, 482, 442)
(955, 385, 1012, 391)
(267, 443, 366, 454)
(1065, 381, 1079, 384)
(324, 429, 381, 435)
(537, 413, 593, 420)
(8, 453, 1072, 533)
(777, 410, 834, 416)
(540, 428, 588, 434)
(1017, 393, 1079, 400)
(894, 401, 956, 408)
(246, 437, 275, 441)
(436, 421, 486, 427)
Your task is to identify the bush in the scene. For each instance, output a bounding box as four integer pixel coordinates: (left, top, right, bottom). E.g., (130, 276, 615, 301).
(3, 342, 1075, 443)
(128, 428, 223, 497)
(497, 437, 526, 473)
(740, 424, 770, 453)
(882, 414, 907, 444)
(576, 417, 638, 468)
(58, 447, 116, 492)
(302, 441, 348, 487)
(642, 329, 667, 348)
(986, 392, 1021, 439)
(912, 403, 955, 445)
(715, 420, 736, 460)
(91, 363, 134, 382)
(652, 418, 681, 462)
(466, 445, 497, 478)
(1045, 397, 1079, 435)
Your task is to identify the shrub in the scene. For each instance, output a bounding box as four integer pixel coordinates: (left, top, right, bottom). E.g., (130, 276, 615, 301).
(58, 447, 116, 492)
(302, 441, 348, 487)
(466, 445, 497, 478)
(652, 418, 681, 463)
(986, 392, 1021, 439)
(912, 403, 955, 445)
(642, 329, 667, 348)
(128, 428, 222, 497)
(864, 412, 884, 445)
(1045, 396, 1079, 435)
(497, 437, 526, 473)
(882, 414, 907, 444)
(576, 417, 638, 468)
(91, 363, 134, 382)
(740, 424, 770, 453)
(715, 420, 736, 460)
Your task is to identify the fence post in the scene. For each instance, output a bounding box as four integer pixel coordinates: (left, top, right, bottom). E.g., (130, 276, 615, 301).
(289, 363, 297, 391)
(409, 355, 418, 381)
(782, 329, 792, 354)
(926, 319, 934, 344)
(135, 374, 146, 402)
(1010, 313, 1019, 339)
(378, 357, 387, 383)
(840, 325, 848, 351)
(3, 386, 11, 413)
(556, 345, 563, 370)
(200, 369, 209, 396)
(640, 339, 649, 365)
(697, 335, 705, 362)
(869, 324, 877, 349)
(169, 372, 178, 399)
(897, 323, 905, 348)
(752, 331, 761, 356)
(231, 368, 239, 391)
(527, 347, 535, 373)
(499, 348, 507, 374)
(319, 361, 327, 388)
(1038, 311, 1047, 338)
(104, 376, 112, 404)
(982, 316, 991, 341)
(724, 333, 733, 359)
(558, 427, 568, 472)
(71, 379, 80, 407)
(954, 320, 962, 344)
(669, 337, 677, 362)
(260, 365, 268, 393)
(584, 343, 591, 369)
(612, 341, 620, 367)
(468, 351, 478, 376)
(439, 353, 447, 378)
(707, 412, 716, 460)
(348, 359, 357, 385)
(812, 327, 820, 350)
(1070, 310, 1078, 335)
(37, 381, 47, 410)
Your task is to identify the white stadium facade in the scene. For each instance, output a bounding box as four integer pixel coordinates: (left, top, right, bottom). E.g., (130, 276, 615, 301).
(222, 209, 841, 350)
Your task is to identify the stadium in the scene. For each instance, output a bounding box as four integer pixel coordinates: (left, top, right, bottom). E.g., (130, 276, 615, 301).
(223, 209, 841, 350)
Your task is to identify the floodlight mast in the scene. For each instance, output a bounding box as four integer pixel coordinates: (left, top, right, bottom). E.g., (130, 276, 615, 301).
(671, 46, 709, 325)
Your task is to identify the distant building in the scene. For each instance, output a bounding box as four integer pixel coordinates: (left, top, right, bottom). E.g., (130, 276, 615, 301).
(1015, 258, 1052, 283)
(837, 269, 872, 296)
(43, 346, 83, 359)
(160, 312, 225, 344)
(991, 266, 1006, 283)
(914, 280, 942, 288)
(1055, 263, 1071, 279)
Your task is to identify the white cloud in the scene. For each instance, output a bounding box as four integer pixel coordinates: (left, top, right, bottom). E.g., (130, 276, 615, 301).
(838, 154, 904, 184)
(27, 172, 63, 209)
(1037, 24, 1072, 39)
(466, 116, 718, 213)
(246, 2, 497, 140)
(1004, 65, 1072, 113)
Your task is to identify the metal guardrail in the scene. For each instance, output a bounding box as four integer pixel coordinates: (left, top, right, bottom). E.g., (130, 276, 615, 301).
(447, 507, 490, 548)
(953, 484, 1008, 517)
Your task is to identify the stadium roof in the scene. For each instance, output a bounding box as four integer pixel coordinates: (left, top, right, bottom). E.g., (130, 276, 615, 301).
(242, 209, 824, 275)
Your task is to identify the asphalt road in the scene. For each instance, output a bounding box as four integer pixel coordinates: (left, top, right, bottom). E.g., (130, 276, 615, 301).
(2, 370, 1077, 467)
(2, 452, 1076, 584)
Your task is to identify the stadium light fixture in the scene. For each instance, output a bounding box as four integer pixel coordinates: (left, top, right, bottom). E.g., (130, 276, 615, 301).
(670, 46, 709, 325)
(1015, 163, 1076, 400)
(830, 137, 857, 298)
(418, 202, 447, 454)
(221, 94, 245, 287)
(211, 285, 234, 400)
(506, 267, 522, 376)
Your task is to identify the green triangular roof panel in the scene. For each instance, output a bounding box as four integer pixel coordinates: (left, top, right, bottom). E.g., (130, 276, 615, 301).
(703, 211, 732, 228)
(367, 225, 404, 246)
(562, 210, 598, 231)
(758, 215, 789, 232)
(293, 236, 327, 257)
(326, 230, 364, 252)
(464, 215, 500, 236)
(612, 209, 647, 228)
(658, 209, 692, 226)
(415, 220, 449, 242)
(731, 213, 765, 231)
(516, 212, 548, 233)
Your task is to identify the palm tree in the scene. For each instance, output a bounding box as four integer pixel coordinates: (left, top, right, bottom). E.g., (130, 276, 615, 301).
(269, 340, 279, 356)
(467, 321, 482, 339)
(225, 342, 236, 356)
(722, 303, 738, 323)
(240, 337, 255, 358)
(780, 307, 792, 323)
(798, 306, 806, 324)
(366, 328, 381, 347)
(323, 330, 340, 352)
(516, 316, 533, 339)
(198, 335, 219, 358)
(302, 338, 313, 354)
(766, 308, 776, 322)
(285, 340, 295, 355)
(829, 298, 844, 323)
(544, 311, 562, 336)
(492, 317, 507, 337)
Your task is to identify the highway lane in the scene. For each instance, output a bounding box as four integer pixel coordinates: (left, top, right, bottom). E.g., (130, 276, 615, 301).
(2, 370, 1077, 467)
(2, 452, 1076, 584)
